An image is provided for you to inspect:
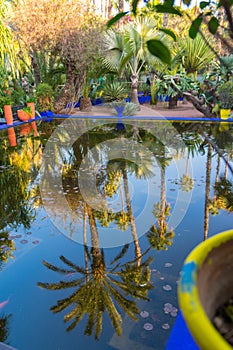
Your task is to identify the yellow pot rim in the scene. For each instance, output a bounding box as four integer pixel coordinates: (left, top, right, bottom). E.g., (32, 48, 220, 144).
(178, 229, 233, 350)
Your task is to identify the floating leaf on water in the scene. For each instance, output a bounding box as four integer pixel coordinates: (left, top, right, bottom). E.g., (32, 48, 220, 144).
(172, 307, 178, 313)
(140, 311, 149, 318)
(170, 311, 178, 317)
(32, 240, 40, 245)
(164, 303, 173, 312)
(162, 323, 170, 330)
(20, 239, 28, 244)
(164, 263, 172, 268)
(143, 323, 153, 331)
(163, 284, 172, 291)
(164, 303, 173, 308)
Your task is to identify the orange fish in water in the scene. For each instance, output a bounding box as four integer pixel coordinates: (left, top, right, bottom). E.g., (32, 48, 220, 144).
(0, 299, 9, 310)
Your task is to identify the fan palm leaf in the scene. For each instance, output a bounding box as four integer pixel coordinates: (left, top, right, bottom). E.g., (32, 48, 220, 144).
(175, 34, 215, 74)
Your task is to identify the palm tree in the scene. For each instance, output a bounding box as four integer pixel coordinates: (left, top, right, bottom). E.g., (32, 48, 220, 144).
(214, 177, 233, 213)
(38, 239, 153, 339)
(179, 152, 194, 193)
(203, 143, 212, 241)
(147, 160, 174, 251)
(102, 16, 171, 106)
(175, 34, 215, 76)
(144, 128, 175, 251)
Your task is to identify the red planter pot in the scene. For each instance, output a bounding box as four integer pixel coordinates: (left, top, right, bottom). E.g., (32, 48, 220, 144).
(4, 105, 13, 125)
(7, 127, 17, 146)
(17, 110, 31, 121)
(27, 102, 35, 118)
(31, 121, 39, 137)
(20, 124, 32, 136)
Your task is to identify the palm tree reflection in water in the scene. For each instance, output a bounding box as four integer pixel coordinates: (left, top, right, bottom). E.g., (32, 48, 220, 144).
(38, 244, 153, 339)
(38, 209, 153, 339)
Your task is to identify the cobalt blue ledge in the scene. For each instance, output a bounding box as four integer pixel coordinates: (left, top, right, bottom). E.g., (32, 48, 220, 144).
(165, 312, 200, 350)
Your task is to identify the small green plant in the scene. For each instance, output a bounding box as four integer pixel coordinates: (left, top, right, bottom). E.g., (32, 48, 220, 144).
(217, 81, 233, 109)
(102, 81, 129, 102)
(36, 83, 54, 112)
(138, 83, 151, 95)
(36, 83, 54, 99)
(0, 95, 13, 115)
(26, 96, 36, 103)
(0, 95, 13, 106)
(22, 106, 32, 116)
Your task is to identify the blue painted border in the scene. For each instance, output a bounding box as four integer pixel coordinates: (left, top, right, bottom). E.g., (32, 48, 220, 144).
(54, 114, 233, 123)
(0, 116, 51, 131)
(0, 113, 232, 131)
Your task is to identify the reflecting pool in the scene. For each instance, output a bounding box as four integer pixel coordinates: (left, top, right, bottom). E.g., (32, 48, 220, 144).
(0, 118, 232, 350)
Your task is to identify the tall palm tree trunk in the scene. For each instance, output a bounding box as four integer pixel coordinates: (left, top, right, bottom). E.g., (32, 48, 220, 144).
(122, 165, 142, 265)
(83, 203, 89, 281)
(86, 203, 106, 280)
(158, 165, 166, 235)
(130, 74, 140, 107)
(204, 144, 212, 241)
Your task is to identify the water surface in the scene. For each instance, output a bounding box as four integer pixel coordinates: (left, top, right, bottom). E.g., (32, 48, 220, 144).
(0, 118, 232, 350)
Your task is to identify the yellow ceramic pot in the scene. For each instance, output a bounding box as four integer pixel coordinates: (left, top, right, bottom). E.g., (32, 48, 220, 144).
(220, 109, 231, 120)
(178, 229, 233, 350)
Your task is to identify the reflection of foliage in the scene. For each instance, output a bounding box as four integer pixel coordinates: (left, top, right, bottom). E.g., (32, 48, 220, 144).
(0, 314, 12, 344)
(115, 211, 129, 231)
(179, 174, 194, 192)
(214, 177, 233, 212)
(0, 137, 39, 230)
(93, 210, 115, 227)
(153, 202, 171, 219)
(104, 170, 121, 197)
(147, 224, 174, 251)
(0, 231, 15, 269)
(38, 245, 153, 339)
(119, 257, 153, 299)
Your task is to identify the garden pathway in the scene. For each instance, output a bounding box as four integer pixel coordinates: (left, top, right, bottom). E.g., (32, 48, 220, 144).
(63, 101, 205, 118)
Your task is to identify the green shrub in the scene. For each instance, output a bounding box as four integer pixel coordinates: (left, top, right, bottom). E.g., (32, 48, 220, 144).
(217, 81, 233, 109)
(102, 81, 129, 102)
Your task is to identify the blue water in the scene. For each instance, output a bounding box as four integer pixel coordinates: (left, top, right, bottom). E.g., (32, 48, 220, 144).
(0, 118, 232, 350)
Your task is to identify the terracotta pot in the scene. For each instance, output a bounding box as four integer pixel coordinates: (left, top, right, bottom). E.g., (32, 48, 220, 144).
(17, 110, 31, 121)
(7, 127, 17, 146)
(27, 102, 35, 118)
(178, 229, 233, 350)
(20, 124, 32, 136)
(4, 105, 13, 125)
(31, 121, 39, 137)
